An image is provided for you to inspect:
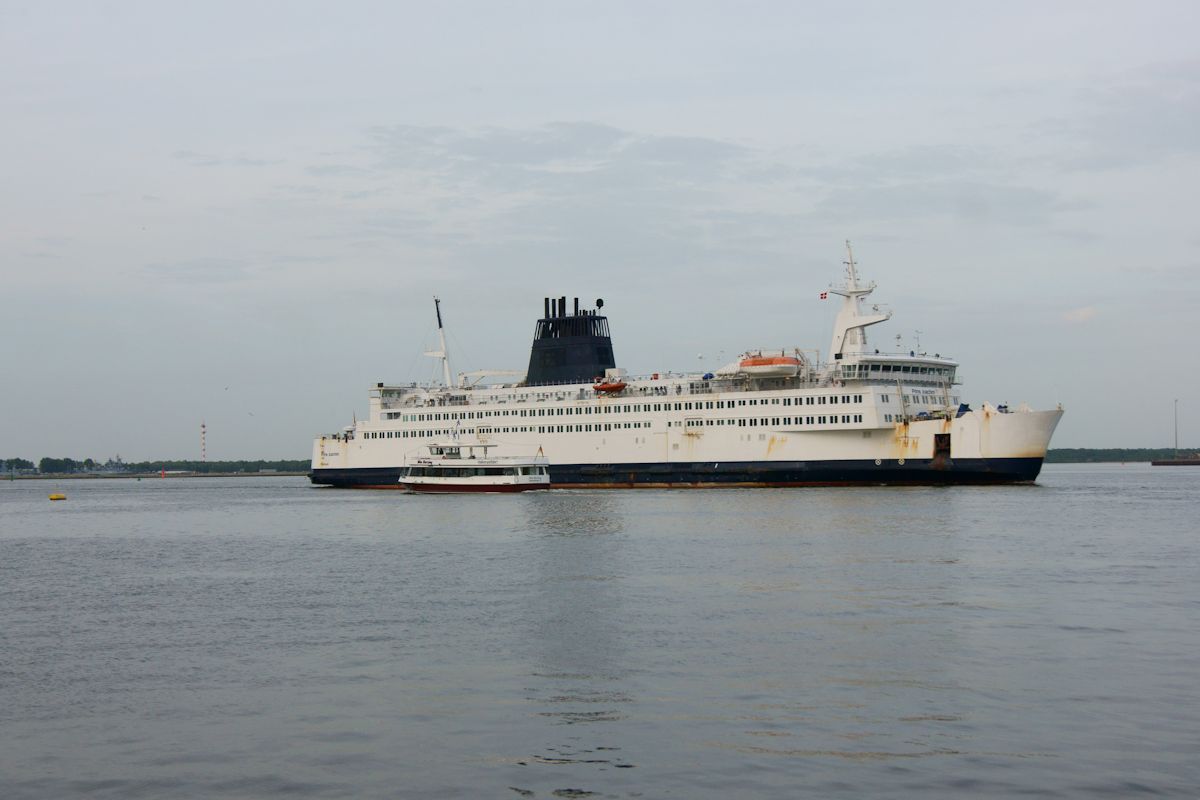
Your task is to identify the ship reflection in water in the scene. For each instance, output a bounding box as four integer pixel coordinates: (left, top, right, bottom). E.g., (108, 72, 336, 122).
(517, 492, 638, 771)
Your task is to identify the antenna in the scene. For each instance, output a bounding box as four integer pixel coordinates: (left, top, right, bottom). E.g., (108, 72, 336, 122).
(843, 239, 859, 290)
(914, 330, 923, 352)
(200, 420, 206, 463)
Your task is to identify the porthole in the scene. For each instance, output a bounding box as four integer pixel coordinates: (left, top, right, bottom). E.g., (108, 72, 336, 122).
(874, 458, 882, 466)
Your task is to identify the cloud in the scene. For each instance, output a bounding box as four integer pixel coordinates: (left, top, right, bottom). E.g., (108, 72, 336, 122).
(361, 122, 751, 190)
(144, 257, 254, 284)
(366, 122, 632, 171)
(284, 122, 776, 277)
(799, 144, 999, 183)
(172, 150, 282, 167)
(305, 164, 369, 177)
(1041, 59, 1200, 170)
(814, 181, 1065, 227)
(1063, 306, 1098, 323)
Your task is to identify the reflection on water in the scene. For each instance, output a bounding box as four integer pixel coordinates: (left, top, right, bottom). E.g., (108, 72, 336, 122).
(517, 491, 637, 782)
(522, 490, 628, 538)
(1, 467, 1198, 798)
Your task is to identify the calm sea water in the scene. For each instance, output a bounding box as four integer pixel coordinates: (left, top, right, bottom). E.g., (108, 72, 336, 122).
(1, 465, 1197, 799)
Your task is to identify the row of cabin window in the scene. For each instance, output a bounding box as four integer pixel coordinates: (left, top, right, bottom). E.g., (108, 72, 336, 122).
(685, 415, 864, 426)
(365, 424, 646, 439)
(391, 394, 872, 422)
(905, 394, 957, 405)
(865, 364, 951, 375)
(365, 414, 872, 440)
(405, 466, 546, 477)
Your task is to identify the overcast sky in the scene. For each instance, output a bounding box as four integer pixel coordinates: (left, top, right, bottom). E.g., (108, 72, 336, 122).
(3, 0, 1198, 460)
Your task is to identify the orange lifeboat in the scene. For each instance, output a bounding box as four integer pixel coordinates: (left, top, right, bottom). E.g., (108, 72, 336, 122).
(593, 381, 627, 394)
(739, 352, 802, 377)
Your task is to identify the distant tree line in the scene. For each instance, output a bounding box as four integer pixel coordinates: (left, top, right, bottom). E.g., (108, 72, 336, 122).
(8, 458, 309, 474)
(123, 459, 310, 473)
(1045, 448, 1196, 463)
(38, 457, 95, 473)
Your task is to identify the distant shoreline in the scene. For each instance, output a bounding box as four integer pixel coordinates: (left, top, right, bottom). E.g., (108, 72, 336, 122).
(10, 454, 1200, 480)
(10, 471, 309, 480)
(7, 449, 1198, 480)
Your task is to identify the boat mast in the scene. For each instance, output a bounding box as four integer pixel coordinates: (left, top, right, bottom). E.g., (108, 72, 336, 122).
(425, 296, 453, 387)
(826, 240, 891, 362)
(844, 239, 860, 291)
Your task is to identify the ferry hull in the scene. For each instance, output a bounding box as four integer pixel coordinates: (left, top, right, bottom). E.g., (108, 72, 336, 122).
(310, 467, 407, 489)
(311, 456, 1045, 488)
(401, 482, 551, 493)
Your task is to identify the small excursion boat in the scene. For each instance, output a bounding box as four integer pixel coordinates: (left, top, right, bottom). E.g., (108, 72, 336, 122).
(48, 493, 67, 501)
(738, 350, 803, 377)
(399, 441, 551, 493)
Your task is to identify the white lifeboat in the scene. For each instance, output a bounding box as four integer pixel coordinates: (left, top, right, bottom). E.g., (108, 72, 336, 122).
(738, 350, 802, 377)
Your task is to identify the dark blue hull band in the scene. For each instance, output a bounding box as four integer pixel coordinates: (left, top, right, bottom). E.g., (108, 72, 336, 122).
(310, 457, 1045, 488)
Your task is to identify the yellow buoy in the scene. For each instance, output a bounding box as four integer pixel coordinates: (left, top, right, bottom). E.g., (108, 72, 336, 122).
(49, 493, 66, 501)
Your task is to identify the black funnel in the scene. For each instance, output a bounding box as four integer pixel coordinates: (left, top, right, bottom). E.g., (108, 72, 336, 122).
(526, 297, 616, 385)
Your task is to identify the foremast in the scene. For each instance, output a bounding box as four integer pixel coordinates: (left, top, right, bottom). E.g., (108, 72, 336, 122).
(827, 240, 892, 362)
(423, 297, 453, 387)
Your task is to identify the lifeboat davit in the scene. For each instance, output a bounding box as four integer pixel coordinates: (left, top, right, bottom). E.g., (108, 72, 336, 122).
(593, 381, 627, 394)
(739, 352, 802, 377)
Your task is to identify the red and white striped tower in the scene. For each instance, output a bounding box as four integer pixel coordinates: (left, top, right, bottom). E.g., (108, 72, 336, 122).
(201, 420, 207, 463)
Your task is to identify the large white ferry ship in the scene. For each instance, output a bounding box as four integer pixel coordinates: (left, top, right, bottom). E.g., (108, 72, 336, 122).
(310, 245, 1062, 488)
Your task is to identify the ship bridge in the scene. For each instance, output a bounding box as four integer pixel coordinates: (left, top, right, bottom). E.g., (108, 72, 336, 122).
(835, 353, 959, 386)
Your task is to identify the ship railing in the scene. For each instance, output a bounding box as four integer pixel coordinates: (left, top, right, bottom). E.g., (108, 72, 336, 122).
(387, 371, 851, 407)
(848, 375, 963, 388)
(842, 349, 957, 361)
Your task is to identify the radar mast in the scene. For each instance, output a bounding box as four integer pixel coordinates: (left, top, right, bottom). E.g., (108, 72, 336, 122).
(826, 240, 892, 362)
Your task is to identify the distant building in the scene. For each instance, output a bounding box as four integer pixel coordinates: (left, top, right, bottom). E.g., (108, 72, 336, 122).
(101, 455, 128, 473)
